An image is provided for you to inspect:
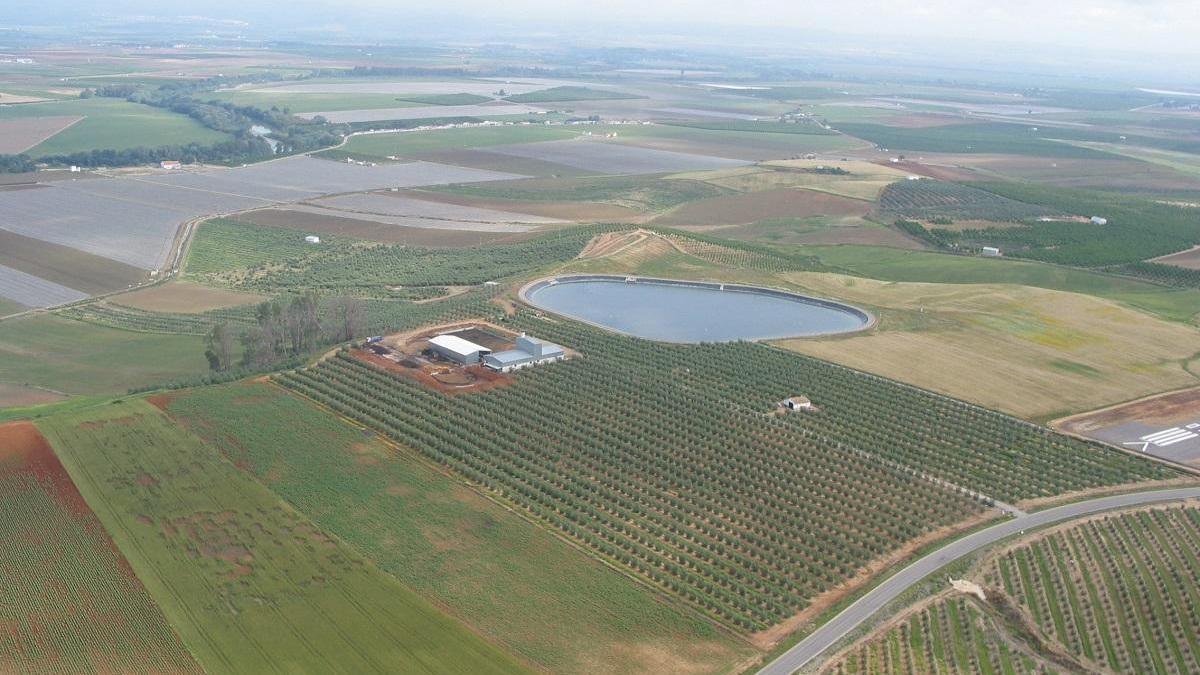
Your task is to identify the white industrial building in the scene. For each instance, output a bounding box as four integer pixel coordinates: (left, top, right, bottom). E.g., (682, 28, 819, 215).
(1090, 216, 1108, 225)
(483, 334, 565, 372)
(428, 334, 491, 364)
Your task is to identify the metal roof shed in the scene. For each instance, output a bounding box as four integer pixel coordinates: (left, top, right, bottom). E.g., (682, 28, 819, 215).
(428, 334, 490, 364)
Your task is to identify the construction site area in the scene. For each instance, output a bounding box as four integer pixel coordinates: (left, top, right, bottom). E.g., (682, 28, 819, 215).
(350, 322, 567, 394)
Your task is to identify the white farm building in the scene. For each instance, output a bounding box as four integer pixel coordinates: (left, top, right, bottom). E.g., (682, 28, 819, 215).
(428, 334, 490, 364)
(483, 335, 565, 372)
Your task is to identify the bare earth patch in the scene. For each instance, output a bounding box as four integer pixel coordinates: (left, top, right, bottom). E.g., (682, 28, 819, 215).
(0, 382, 67, 408)
(113, 282, 268, 313)
(0, 116, 83, 154)
(1151, 245, 1200, 270)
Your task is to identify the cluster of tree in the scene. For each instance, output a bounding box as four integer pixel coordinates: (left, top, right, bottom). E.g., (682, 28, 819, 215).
(894, 219, 951, 247)
(39, 137, 275, 170)
(801, 166, 850, 175)
(1110, 261, 1200, 288)
(0, 154, 35, 173)
(205, 295, 366, 372)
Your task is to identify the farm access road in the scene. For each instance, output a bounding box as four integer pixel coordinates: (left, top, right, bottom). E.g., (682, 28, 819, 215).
(758, 486, 1200, 675)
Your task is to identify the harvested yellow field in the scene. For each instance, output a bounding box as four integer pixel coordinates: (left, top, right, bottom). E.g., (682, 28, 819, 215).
(777, 272, 1200, 420)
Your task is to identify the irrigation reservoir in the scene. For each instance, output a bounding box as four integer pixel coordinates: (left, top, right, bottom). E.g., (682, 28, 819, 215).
(521, 275, 871, 342)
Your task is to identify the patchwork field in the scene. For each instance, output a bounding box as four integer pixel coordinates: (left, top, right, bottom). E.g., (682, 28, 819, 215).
(232, 208, 536, 245)
(0, 421, 201, 674)
(684, 160, 909, 200)
(280, 204, 539, 233)
(0, 98, 230, 156)
(777, 272, 1200, 420)
(0, 156, 526, 278)
(307, 192, 562, 226)
(0, 229, 147, 295)
(606, 124, 867, 160)
(0, 263, 88, 308)
(653, 188, 870, 227)
(300, 102, 546, 123)
(827, 502, 1200, 674)
(39, 401, 529, 674)
(0, 314, 208, 395)
(805, 245, 1200, 324)
(0, 115, 81, 153)
(329, 125, 583, 160)
(403, 189, 646, 222)
(432, 175, 730, 212)
(163, 383, 754, 674)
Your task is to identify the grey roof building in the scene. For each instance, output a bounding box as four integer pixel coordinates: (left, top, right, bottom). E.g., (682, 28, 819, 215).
(483, 334, 566, 372)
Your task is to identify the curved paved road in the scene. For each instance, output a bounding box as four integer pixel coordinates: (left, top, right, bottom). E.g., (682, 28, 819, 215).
(759, 486, 1200, 675)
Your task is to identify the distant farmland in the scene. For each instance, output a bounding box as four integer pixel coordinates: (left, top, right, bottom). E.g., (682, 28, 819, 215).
(480, 138, 749, 174)
(0, 98, 230, 156)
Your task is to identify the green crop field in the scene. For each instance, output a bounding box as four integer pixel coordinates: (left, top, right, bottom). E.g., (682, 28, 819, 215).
(0, 421, 200, 674)
(661, 119, 836, 136)
(0, 98, 231, 155)
(163, 382, 754, 674)
(58, 301, 259, 335)
(832, 503, 1200, 674)
(832, 122, 1120, 158)
(206, 89, 423, 112)
(278, 315, 1175, 633)
(939, 182, 1200, 268)
(878, 180, 1060, 222)
(0, 314, 209, 395)
(395, 92, 494, 105)
(38, 400, 528, 675)
(804, 244, 1200, 323)
(186, 218, 619, 293)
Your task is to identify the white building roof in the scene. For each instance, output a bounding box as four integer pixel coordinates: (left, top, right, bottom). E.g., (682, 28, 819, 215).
(428, 334, 488, 357)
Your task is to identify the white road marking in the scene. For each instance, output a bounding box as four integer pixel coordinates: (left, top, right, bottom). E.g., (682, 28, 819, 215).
(1143, 427, 1188, 442)
(1157, 433, 1198, 447)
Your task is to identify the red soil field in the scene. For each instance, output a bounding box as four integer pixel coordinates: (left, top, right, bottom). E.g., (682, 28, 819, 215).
(350, 348, 513, 394)
(0, 421, 200, 674)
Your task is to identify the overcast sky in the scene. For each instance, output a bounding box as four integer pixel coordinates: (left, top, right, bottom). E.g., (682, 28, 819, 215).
(6, 0, 1199, 57)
